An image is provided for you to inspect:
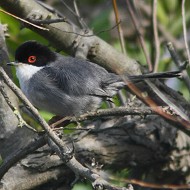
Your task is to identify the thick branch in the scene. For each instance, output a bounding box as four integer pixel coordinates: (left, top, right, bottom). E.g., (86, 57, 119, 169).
(0, 0, 141, 75)
(0, 136, 46, 179)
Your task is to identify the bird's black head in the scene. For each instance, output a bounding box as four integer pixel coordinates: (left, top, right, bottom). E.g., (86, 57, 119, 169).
(15, 41, 56, 67)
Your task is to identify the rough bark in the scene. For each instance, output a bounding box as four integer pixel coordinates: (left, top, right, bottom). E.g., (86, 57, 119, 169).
(0, 24, 18, 140)
(0, 0, 142, 75)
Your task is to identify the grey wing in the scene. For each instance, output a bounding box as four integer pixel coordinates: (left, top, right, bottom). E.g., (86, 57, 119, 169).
(28, 69, 103, 116)
(43, 57, 123, 98)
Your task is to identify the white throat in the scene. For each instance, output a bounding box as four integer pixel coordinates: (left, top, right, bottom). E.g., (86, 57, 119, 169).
(16, 64, 43, 92)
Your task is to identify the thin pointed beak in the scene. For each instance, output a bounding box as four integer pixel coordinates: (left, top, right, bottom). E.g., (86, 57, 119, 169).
(7, 61, 22, 66)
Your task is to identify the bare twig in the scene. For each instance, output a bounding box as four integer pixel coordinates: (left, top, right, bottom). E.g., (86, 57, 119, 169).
(73, 0, 88, 29)
(59, 0, 78, 18)
(138, 2, 185, 50)
(73, 0, 80, 18)
(121, 75, 190, 136)
(51, 106, 157, 128)
(124, 1, 190, 132)
(38, 20, 121, 38)
(145, 79, 189, 121)
(50, 84, 190, 137)
(60, 0, 87, 29)
(112, 0, 127, 55)
(152, 0, 160, 72)
(126, 0, 153, 71)
(106, 0, 127, 105)
(182, 0, 190, 66)
(0, 9, 49, 31)
(167, 42, 190, 91)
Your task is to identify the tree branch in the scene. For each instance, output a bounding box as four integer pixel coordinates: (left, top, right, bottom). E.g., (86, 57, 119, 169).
(50, 106, 157, 128)
(167, 42, 190, 91)
(0, 0, 141, 75)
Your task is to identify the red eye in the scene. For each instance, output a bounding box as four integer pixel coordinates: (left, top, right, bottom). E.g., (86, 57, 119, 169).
(28, 55, 36, 63)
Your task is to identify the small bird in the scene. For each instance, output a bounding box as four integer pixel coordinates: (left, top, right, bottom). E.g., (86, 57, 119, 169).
(8, 41, 180, 116)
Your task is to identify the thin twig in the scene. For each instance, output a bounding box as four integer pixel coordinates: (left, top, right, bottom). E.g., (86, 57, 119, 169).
(36, 0, 64, 18)
(73, 0, 80, 18)
(139, 2, 185, 50)
(0, 9, 49, 31)
(49, 20, 121, 38)
(51, 106, 157, 128)
(126, 0, 153, 71)
(60, 0, 78, 18)
(182, 0, 190, 66)
(125, 1, 190, 133)
(51, 103, 190, 130)
(167, 42, 190, 91)
(109, 0, 127, 105)
(145, 79, 189, 121)
(152, 0, 160, 72)
(60, 0, 87, 29)
(73, 0, 88, 29)
(121, 75, 190, 136)
(112, 0, 127, 55)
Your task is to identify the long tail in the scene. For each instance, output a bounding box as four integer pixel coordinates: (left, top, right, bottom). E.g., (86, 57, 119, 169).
(128, 70, 181, 81)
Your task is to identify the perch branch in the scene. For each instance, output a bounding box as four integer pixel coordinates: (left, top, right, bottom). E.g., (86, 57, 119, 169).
(51, 106, 157, 128)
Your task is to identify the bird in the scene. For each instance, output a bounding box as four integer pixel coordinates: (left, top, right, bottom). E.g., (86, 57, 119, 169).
(7, 41, 180, 116)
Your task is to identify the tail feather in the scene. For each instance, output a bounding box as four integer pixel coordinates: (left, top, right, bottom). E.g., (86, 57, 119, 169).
(128, 70, 181, 81)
